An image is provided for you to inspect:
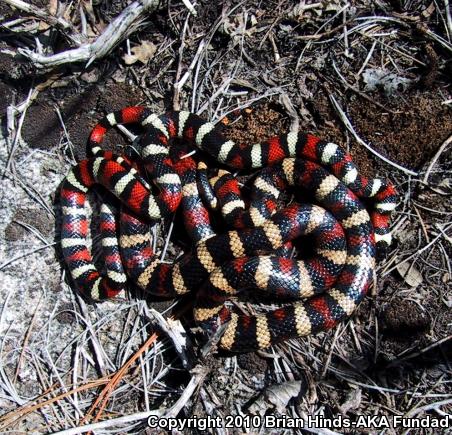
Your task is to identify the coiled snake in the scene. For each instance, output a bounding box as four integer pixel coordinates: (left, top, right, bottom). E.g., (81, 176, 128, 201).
(60, 107, 397, 352)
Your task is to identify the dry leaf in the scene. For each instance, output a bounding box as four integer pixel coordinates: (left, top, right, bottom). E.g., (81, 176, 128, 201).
(49, 0, 58, 15)
(339, 388, 362, 414)
(248, 381, 303, 415)
(397, 224, 417, 244)
(422, 2, 436, 17)
(81, 69, 100, 83)
(363, 68, 413, 95)
(397, 262, 423, 287)
(123, 41, 156, 65)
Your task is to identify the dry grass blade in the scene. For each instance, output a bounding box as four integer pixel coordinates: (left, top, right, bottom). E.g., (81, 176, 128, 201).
(0, 377, 113, 430)
(422, 134, 452, 184)
(0, 242, 57, 271)
(406, 398, 452, 417)
(47, 367, 208, 435)
(80, 333, 158, 425)
(383, 223, 452, 276)
(386, 335, 452, 367)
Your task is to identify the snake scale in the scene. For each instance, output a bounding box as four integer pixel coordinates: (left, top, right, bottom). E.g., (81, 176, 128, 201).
(60, 107, 397, 352)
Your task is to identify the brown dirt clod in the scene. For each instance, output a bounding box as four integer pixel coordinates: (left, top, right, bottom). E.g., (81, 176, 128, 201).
(380, 299, 431, 338)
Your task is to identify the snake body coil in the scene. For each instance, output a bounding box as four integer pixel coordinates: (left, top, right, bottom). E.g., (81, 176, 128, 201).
(60, 107, 397, 352)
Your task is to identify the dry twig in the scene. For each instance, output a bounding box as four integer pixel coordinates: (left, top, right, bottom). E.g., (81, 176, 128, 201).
(18, 0, 163, 68)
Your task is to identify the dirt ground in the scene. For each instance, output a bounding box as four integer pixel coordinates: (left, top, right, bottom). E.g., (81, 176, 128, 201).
(0, 0, 451, 434)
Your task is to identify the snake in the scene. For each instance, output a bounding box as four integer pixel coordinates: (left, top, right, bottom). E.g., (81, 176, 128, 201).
(60, 107, 397, 352)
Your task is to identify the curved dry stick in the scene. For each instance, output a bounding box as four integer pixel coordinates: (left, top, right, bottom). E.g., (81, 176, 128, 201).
(18, 0, 164, 69)
(3, 0, 77, 34)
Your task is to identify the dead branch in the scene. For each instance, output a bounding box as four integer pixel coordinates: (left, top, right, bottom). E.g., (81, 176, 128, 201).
(3, 0, 80, 37)
(17, 0, 164, 69)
